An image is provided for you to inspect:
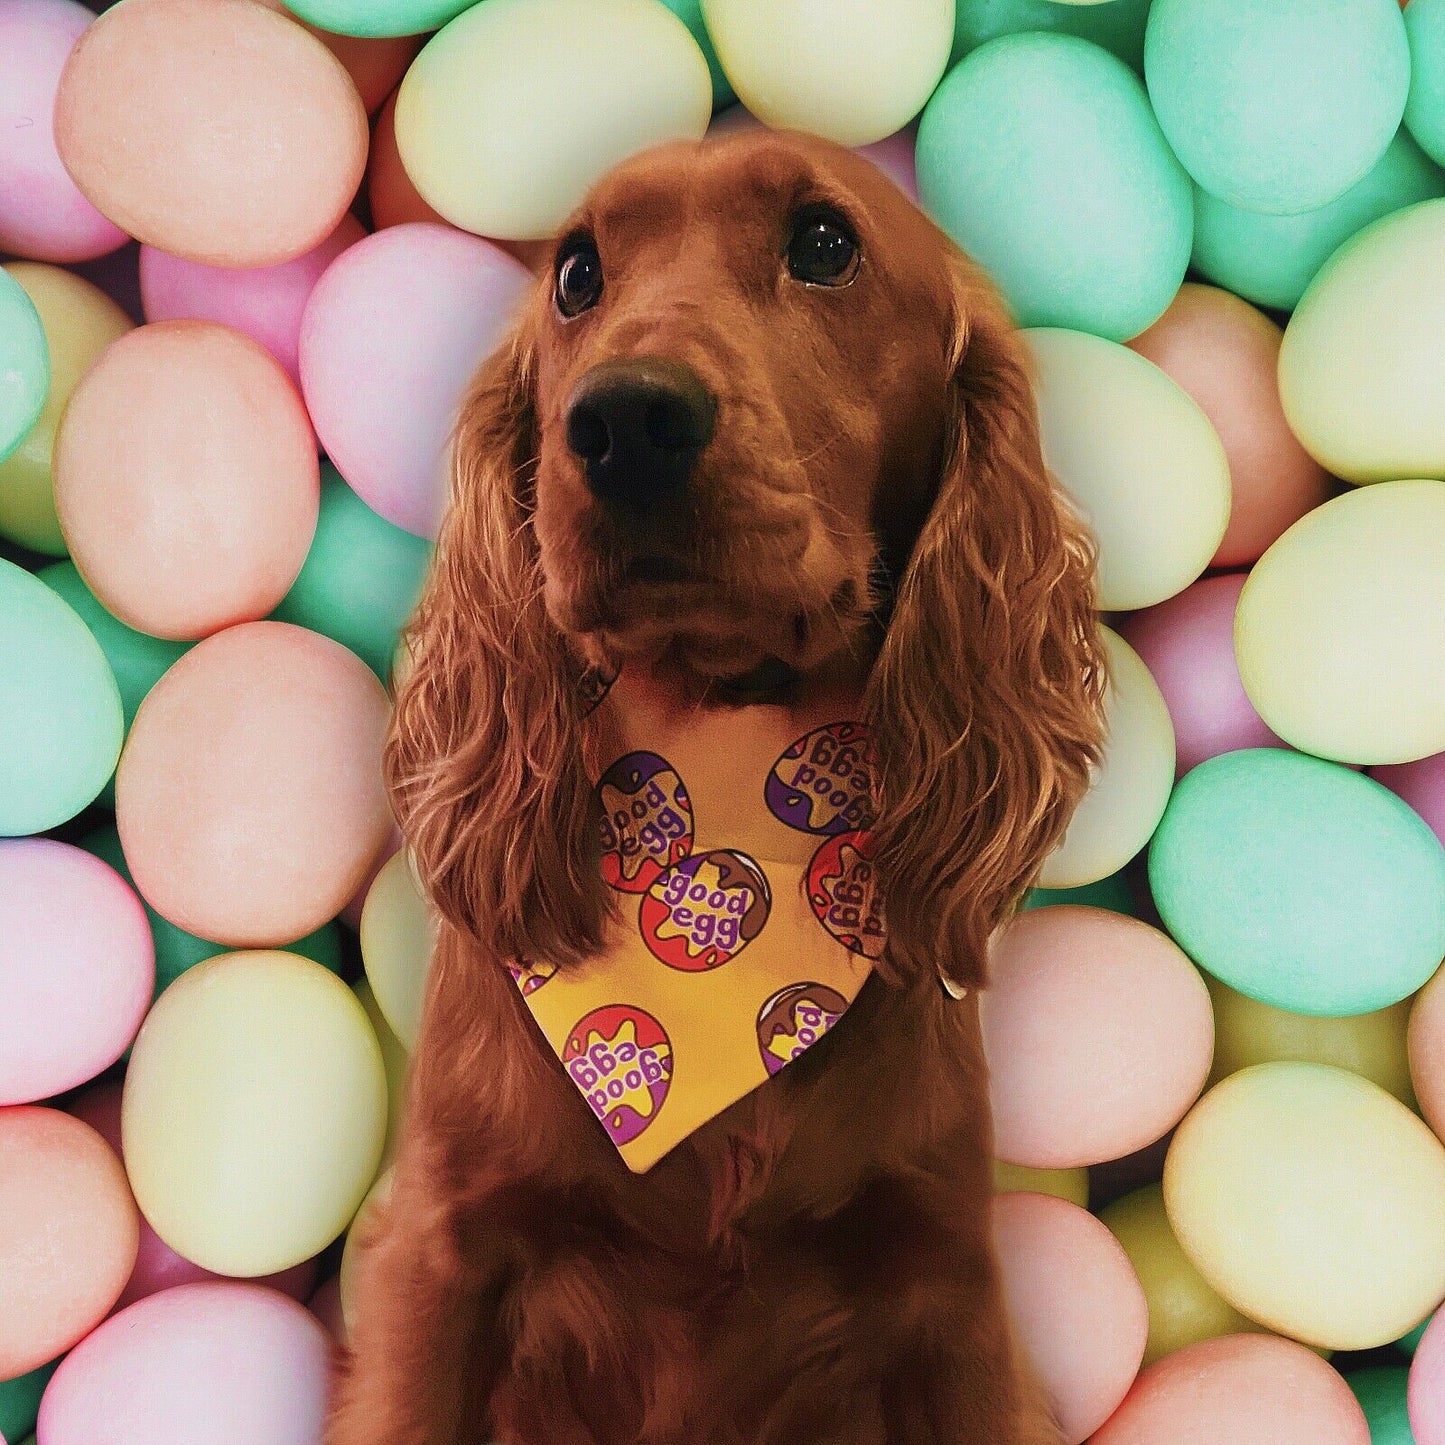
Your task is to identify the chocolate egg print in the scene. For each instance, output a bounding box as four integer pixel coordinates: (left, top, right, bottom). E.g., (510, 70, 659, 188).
(765, 720, 875, 836)
(639, 848, 771, 971)
(807, 830, 886, 959)
(507, 957, 556, 996)
(757, 982, 850, 1076)
(563, 1004, 673, 1146)
(597, 750, 693, 894)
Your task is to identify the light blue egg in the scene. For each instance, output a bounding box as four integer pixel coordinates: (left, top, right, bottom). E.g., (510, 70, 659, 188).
(0, 269, 48, 465)
(1407, 0, 1445, 167)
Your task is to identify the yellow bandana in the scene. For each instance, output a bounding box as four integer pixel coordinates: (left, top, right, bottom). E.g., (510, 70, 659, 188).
(509, 659, 883, 1172)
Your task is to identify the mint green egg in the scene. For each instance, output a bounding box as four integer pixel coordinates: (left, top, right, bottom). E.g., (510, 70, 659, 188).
(0, 1360, 57, 1443)
(1347, 1367, 1414, 1445)
(271, 464, 432, 684)
(0, 558, 122, 836)
(951, 0, 1152, 72)
(1399, 1312, 1434, 1356)
(1408, 0, 1445, 165)
(281, 0, 472, 38)
(1192, 128, 1445, 311)
(81, 823, 343, 1000)
(1145, 0, 1410, 215)
(0, 269, 48, 465)
(659, 0, 734, 106)
(1149, 749, 1445, 1017)
(917, 33, 1192, 341)
(1023, 870, 1138, 917)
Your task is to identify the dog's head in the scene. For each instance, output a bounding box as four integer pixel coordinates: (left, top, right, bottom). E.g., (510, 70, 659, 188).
(390, 129, 1107, 991)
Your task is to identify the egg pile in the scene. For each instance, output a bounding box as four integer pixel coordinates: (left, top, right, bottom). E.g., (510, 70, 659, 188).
(2, 0, 1444, 1440)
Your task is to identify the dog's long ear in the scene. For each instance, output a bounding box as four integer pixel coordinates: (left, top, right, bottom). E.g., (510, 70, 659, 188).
(385, 324, 609, 969)
(863, 251, 1108, 992)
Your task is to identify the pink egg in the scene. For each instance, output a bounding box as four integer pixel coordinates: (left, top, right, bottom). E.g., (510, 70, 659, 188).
(1374, 752, 1445, 849)
(139, 215, 366, 388)
(308, 1274, 347, 1343)
(1412, 1307, 1445, 1444)
(53, 0, 367, 268)
(1094, 1334, 1368, 1443)
(1119, 573, 1286, 778)
(993, 1192, 1147, 1444)
(0, 840, 153, 1105)
(1128, 283, 1333, 568)
(38, 1282, 331, 1445)
(0, 0, 128, 262)
(0, 1106, 139, 1377)
(983, 906, 1213, 1169)
(300, 222, 531, 538)
(67, 1082, 320, 1312)
(53, 320, 319, 640)
(116, 621, 393, 947)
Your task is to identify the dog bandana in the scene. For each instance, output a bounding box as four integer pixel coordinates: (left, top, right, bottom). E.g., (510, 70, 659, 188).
(508, 658, 885, 1172)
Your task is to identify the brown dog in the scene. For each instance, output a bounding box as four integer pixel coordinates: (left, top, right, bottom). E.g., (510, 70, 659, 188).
(327, 129, 1108, 1445)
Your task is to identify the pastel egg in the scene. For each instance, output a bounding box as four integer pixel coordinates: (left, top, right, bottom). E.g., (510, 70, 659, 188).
(1191, 129, 1445, 313)
(1026, 330, 1230, 609)
(139, 216, 364, 389)
(1235, 480, 1445, 764)
(366, 88, 447, 230)
(1092, 1334, 1369, 1444)
(917, 35, 1191, 341)
(54, 321, 319, 640)
(993, 1191, 1147, 1444)
(354, 980, 408, 1171)
(300, 223, 531, 538)
(1375, 751, 1445, 848)
(53, 0, 368, 267)
(1037, 628, 1176, 889)
(116, 622, 392, 946)
(0, 1361, 55, 1445)
(1349, 1366, 1414, 1445)
(983, 905, 1213, 1169)
(396, 0, 711, 240)
(1150, 748, 1445, 1015)
(338, 1166, 393, 1335)
(704, 0, 951, 146)
(1412, 1308, 1445, 1444)
(0, 0, 127, 263)
(283, 0, 469, 38)
(0, 263, 131, 556)
(1278, 201, 1445, 484)
(1023, 868, 1138, 918)
(1206, 973, 1415, 1107)
(0, 1107, 139, 1377)
(37, 1282, 331, 1445)
(1407, 0, 1445, 166)
(0, 840, 152, 1104)
(1120, 575, 1284, 779)
(1406, 965, 1445, 1141)
(0, 270, 48, 464)
(1165, 1062, 1445, 1349)
(991, 1160, 1089, 1208)
(360, 848, 436, 1050)
(0, 557, 123, 836)
(250, 0, 422, 111)
(950, 0, 1152, 73)
(271, 464, 433, 682)
(1402, 1314, 1435, 1357)
(1128, 285, 1331, 567)
(1100, 1184, 1262, 1366)
(123, 951, 387, 1277)
(1144, 0, 1409, 214)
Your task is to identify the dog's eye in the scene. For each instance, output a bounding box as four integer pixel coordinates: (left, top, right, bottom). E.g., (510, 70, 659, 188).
(556, 237, 603, 317)
(786, 211, 859, 287)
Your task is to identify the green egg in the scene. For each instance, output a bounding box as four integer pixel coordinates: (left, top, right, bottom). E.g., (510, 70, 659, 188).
(1149, 748, 1445, 1016)
(0, 1359, 57, 1444)
(1346, 1365, 1414, 1444)
(951, 0, 1153, 73)
(1023, 870, 1138, 918)
(1406, 0, 1445, 167)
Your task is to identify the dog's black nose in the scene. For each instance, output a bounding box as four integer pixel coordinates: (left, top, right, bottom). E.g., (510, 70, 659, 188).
(565, 358, 716, 509)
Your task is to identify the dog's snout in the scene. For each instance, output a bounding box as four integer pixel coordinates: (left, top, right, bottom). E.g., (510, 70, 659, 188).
(565, 359, 716, 509)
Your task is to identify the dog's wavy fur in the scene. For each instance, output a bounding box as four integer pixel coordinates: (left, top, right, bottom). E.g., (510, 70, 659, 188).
(329, 130, 1108, 1445)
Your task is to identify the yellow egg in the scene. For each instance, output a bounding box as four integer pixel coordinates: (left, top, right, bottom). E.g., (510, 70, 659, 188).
(992, 1160, 1090, 1208)
(702, 0, 953, 146)
(396, 0, 712, 240)
(1164, 1061, 1445, 1350)
(1038, 628, 1176, 889)
(0, 264, 130, 556)
(1100, 1183, 1264, 1365)
(1026, 328, 1231, 612)
(360, 847, 437, 1051)
(339, 1165, 394, 1338)
(1278, 198, 1445, 484)
(1235, 479, 1445, 765)
(354, 978, 410, 1175)
(122, 950, 387, 1278)
(1205, 973, 1416, 1108)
